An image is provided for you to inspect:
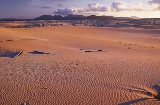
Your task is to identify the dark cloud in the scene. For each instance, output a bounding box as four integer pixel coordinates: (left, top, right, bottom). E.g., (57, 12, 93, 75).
(57, 4, 63, 7)
(32, 0, 66, 2)
(39, 6, 52, 9)
(54, 8, 75, 15)
(148, 0, 160, 10)
(148, 0, 160, 4)
(32, 4, 52, 9)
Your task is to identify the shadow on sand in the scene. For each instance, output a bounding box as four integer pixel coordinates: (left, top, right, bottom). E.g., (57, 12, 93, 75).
(21, 102, 30, 105)
(152, 85, 160, 100)
(28, 51, 50, 54)
(79, 49, 109, 53)
(119, 85, 160, 105)
(118, 98, 149, 105)
(0, 51, 23, 58)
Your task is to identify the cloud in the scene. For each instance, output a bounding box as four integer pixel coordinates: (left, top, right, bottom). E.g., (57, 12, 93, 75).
(148, 0, 160, 10)
(57, 4, 63, 7)
(39, 6, 52, 9)
(111, 1, 130, 12)
(54, 3, 108, 15)
(32, 0, 65, 1)
(148, 0, 160, 4)
(32, 4, 52, 9)
(54, 8, 75, 15)
(111, 1, 146, 12)
(31, 0, 53, 9)
(87, 3, 108, 12)
(54, 7, 86, 15)
(31, 0, 66, 5)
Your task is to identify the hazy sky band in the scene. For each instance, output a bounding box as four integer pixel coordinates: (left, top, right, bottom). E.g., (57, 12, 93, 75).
(0, 0, 160, 19)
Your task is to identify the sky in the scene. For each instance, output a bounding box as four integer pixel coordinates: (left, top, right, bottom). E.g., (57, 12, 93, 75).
(0, 0, 160, 19)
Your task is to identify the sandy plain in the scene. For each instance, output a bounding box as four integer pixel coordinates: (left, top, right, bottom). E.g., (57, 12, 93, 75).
(0, 21, 160, 105)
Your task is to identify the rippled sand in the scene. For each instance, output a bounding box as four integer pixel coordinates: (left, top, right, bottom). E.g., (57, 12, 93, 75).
(0, 25, 160, 105)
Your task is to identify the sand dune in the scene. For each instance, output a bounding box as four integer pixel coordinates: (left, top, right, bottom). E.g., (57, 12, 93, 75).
(0, 23, 160, 105)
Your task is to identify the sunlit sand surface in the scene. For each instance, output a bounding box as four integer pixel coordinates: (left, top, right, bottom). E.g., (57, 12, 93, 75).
(0, 22, 160, 105)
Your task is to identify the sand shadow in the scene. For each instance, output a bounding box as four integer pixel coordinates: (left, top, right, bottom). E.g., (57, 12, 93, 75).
(0, 51, 23, 58)
(118, 98, 149, 105)
(6, 40, 14, 42)
(84, 50, 109, 53)
(0, 40, 14, 42)
(0, 38, 48, 43)
(28, 51, 50, 54)
(119, 84, 160, 105)
(80, 49, 109, 53)
(21, 102, 30, 105)
(152, 85, 160, 100)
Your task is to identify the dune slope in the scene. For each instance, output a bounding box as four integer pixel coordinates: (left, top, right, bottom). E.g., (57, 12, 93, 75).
(0, 26, 160, 105)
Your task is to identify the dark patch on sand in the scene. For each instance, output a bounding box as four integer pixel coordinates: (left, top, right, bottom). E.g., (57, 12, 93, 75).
(28, 51, 50, 54)
(83, 49, 109, 52)
(0, 51, 23, 58)
(21, 101, 30, 105)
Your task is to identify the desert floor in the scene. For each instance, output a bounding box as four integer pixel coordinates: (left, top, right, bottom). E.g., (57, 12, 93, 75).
(0, 24, 160, 105)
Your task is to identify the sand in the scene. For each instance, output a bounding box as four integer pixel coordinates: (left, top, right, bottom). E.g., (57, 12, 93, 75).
(0, 22, 160, 105)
